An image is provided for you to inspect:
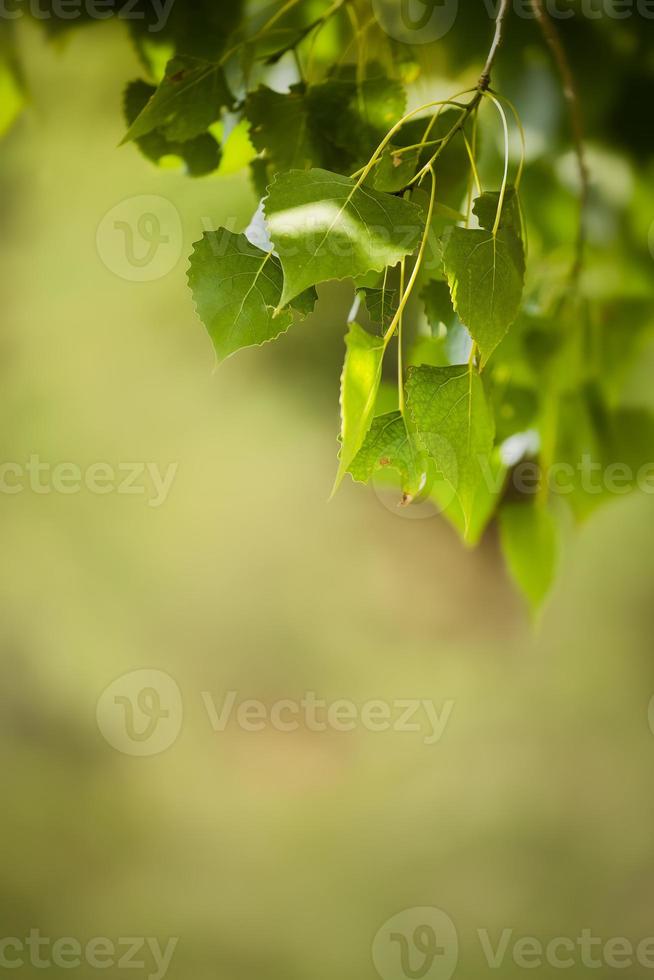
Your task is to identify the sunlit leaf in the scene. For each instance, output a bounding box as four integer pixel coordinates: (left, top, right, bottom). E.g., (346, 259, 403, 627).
(334, 322, 386, 493)
(265, 168, 424, 307)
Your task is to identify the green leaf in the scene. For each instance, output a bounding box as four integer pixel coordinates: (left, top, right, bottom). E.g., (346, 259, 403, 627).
(265, 168, 424, 307)
(247, 67, 407, 181)
(472, 187, 521, 233)
(188, 231, 294, 362)
(349, 411, 425, 499)
(430, 447, 506, 546)
(128, 0, 244, 62)
(406, 364, 495, 536)
(312, 65, 406, 168)
(443, 226, 525, 368)
(371, 145, 420, 193)
(123, 80, 221, 176)
(245, 85, 316, 173)
(420, 279, 457, 336)
(334, 323, 386, 493)
(357, 284, 398, 332)
(122, 57, 234, 144)
(500, 503, 558, 613)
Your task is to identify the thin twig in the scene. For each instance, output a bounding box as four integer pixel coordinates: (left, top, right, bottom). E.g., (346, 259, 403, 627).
(479, 0, 512, 90)
(531, 0, 589, 282)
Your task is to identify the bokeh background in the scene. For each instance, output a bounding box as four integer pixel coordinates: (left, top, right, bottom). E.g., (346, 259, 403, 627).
(2, 15, 654, 980)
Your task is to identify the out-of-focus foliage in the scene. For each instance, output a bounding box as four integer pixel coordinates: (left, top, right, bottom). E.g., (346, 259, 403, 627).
(3, 0, 654, 610)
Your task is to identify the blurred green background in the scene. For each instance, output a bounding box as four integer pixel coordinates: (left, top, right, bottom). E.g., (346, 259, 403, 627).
(2, 18, 654, 980)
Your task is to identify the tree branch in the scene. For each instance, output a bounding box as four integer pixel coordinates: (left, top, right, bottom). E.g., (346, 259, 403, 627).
(478, 0, 512, 90)
(531, 0, 589, 281)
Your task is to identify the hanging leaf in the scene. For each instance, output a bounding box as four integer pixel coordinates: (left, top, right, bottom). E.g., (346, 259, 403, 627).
(333, 323, 386, 493)
(472, 187, 521, 233)
(443, 225, 525, 368)
(245, 85, 317, 173)
(406, 364, 495, 534)
(123, 80, 221, 176)
(357, 284, 398, 332)
(500, 502, 559, 613)
(188, 231, 314, 362)
(420, 279, 457, 336)
(265, 168, 424, 307)
(122, 57, 234, 144)
(370, 145, 420, 193)
(349, 411, 426, 499)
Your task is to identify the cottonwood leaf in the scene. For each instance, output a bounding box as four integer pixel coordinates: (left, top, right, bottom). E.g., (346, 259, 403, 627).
(371, 145, 420, 193)
(128, 0, 244, 61)
(247, 69, 407, 181)
(443, 227, 525, 368)
(349, 411, 425, 499)
(188, 231, 296, 362)
(334, 322, 386, 493)
(406, 364, 495, 536)
(472, 187, 521, 234)
(122, 57, 234, 144)
(421, 279, 457, 336)
(500, 503, 558, 614)
(123, 80, 221, 176)
(265, 168, 424, 307)
(357, 284, 397, 332)
(431, 447, 506, 546)
(245, 85, 316, 172)
(311, 65, 406, 168)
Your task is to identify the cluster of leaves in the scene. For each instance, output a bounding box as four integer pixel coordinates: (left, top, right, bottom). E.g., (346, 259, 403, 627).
(3, 0, 654, 613)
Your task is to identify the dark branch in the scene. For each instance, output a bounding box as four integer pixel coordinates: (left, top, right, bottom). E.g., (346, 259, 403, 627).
(478, 0, 512, 90)
(531, 0, 590, 281)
